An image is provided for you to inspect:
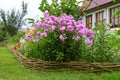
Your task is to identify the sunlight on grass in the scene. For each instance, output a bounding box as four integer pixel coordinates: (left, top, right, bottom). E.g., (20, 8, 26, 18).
(0, 47, 120, 80)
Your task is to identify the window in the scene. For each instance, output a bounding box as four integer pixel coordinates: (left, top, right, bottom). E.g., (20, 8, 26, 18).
(96, 11, 104, 22)
(86, 15, 92, 28)
(110, 5, 120, 28)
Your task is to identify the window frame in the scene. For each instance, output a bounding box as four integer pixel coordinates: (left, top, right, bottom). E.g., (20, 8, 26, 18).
(109, 5, 120, 28)
(86, 14, 92, 28)
(96, 11, 104, 22)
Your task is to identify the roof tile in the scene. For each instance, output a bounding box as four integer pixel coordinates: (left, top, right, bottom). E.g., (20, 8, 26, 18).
(83, 0, 113, 10)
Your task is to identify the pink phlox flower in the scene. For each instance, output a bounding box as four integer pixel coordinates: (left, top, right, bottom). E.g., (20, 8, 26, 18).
(61, 20, 67, 25)
(85, 39, 93, 46)
(76, 24, 85, 31)
(72, 36, 80, 41)
(24, 33, 31, 41)
(36, 31, 41, 36)
(41, 32, 47, 37)
(87, 29, 94, 39)
(56, 18, 61, 24)
(48, 19, 54, 25)
(50, 16, 57, 21)
(34, 22, 41, 29)
(78, 28, 88, 36)
(78, 20, 83, 24)
(44, 12, 49, 17)
(67, 20, 73, 25)
(39, 23, 47, 28)
(67, 25, 74, 32)
(59, 34, 67, 41)
(44, 29, 48, 33)
(60, 26, 66, 32)
(51, 25, 56, 31)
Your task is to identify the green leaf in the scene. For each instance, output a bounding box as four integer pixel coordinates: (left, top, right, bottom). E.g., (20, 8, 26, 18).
(112, 10, 120, 18)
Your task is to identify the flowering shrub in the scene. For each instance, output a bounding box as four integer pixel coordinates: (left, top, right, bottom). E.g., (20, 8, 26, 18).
(24, 12, 94, 62)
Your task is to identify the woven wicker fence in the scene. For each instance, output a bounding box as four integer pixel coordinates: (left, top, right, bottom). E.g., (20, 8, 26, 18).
(7, 46, 120, 72)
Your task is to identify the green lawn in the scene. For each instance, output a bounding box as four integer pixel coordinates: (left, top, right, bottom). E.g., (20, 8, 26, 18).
(0, 47, 120, 80)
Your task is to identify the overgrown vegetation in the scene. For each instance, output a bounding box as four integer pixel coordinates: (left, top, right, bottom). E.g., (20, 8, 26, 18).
(6, 32, 25, 46)
(81, 22, 120, 62)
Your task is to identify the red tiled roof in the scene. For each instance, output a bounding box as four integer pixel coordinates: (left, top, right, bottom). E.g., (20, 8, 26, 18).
(83, 0, 113, 10)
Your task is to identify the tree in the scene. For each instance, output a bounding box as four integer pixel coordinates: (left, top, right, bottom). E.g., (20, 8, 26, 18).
(39, 0, 82, 20)
(0, 1, 27, 36)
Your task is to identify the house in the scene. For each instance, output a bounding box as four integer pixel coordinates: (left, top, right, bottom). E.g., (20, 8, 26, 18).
(82, 0, 120, 28)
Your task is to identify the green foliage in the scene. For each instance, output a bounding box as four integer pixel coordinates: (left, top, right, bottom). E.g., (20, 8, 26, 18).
(0, 1, 27, 36)
(22, 31, 82, 62)
(39, 0, 82, 20)
(39, 32, 82, 62)
(82, 22, 120, 62)
(113, 10, 120, 18)
(6, 32, 25, 45)
(110, 30, 120, 52)
(112, 0, 120, 18)
(20, 41, 42, 59)
(113, 0, 117, 3)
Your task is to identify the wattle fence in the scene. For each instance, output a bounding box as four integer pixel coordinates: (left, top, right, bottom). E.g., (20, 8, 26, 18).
(7, 46, 120, 72)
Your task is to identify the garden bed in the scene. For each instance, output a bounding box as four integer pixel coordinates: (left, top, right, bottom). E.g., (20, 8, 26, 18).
(7, 46, 120, 72)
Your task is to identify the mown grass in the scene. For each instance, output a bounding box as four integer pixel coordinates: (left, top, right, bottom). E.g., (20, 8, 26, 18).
(0, 47, 120, 80)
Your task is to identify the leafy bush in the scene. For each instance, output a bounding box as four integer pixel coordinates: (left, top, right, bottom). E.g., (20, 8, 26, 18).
(81, 22, 120, 62)
(23, 12, 94, 62)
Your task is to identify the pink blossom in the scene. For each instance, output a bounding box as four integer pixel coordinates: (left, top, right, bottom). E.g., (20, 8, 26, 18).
(67, 20, 73, 25)
(44, 12, 49, 17)
(34, 23, 41, 29)
(78, 20, 83, 24)
(67, 25, 74, 32)
(76, 24, 85, 31)
(85, 39, 93, 46)
(36, 31, 41, 36)
(26, 12, 95, 46)
(24, 33, 31, 41)
(48, 20, 54, 25)
(51, 25, 56, 31)
(60, 26, 66, 32)
(78, 28, 88, 36)
(44, 29, 48, 33)
(59, 34, 67, 41)
(87, 29, 94, 39)
(41, 32, 47, 37)
(72, 36, 80, 41)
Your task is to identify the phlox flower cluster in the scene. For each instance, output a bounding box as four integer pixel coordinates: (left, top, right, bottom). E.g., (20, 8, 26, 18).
(24, 12, 94, 46)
